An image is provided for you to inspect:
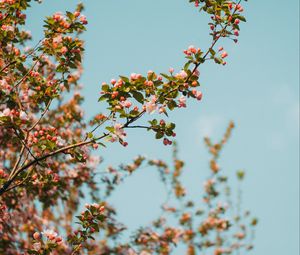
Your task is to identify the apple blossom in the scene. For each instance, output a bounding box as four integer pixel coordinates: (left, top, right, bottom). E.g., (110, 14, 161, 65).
(178, 96, 187, 108)
(175, 70, 188, 79)
(19, 111, 28, 121)
(120, 100, 132, 108)
(74, 11, 80, 17)
(79, 15, 88, 24)
(192, 90, 203, 101)
(32, 242, 41, 251)
(0, 108, 11, 117)
(41, 229, 58, 240)
(221, 51, 228, 58)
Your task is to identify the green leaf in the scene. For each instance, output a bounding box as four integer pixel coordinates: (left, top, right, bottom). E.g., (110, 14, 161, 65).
(237, 15, 246, 22)
(209, 48, 216, 56)
(155, 131, 164, 139)
(119, 76, 129, 83)
(27, 250, 39, 255)
(131, 91, 144, 104)
(236, 170, 245, 180)
(167, 100, 177, 111)
(69, 61, 77, 69)
(74, 53, 81, 62)
(105, 126, 114, 132)
(214, 57, 222, 64)
(66, 11, 74, 20)
(0, 116, 11, 123)
(101, 84, 110, 92)
(149, 119, 157, 125)
(98, 94, 109, 102)
(160, 73, 171, 80)
(184, 61, 192, 70)
(166, 123, 176, 130)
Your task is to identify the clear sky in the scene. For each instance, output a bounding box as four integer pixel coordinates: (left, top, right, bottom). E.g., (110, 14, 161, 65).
(27, 1, 299, 254)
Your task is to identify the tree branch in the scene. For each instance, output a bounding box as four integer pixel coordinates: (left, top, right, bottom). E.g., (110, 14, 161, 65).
(0, 133, 108, 196)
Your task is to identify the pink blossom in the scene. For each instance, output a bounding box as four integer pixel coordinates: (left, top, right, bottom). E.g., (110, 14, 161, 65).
(196, 91, 202, 100)
(192, 90, 203, 100)
(0, 108, 11, 117)
(193, 69, 200, 77)
(0, 169, 5, 177)
(140, 251, 151, 255)
(145, 102, 157, 114)
(159, 107, 166, 114)
(80, 15, 88, 24)
(144, 80, 154, 87)
(53, 35, 63, 44)
(55, 136, 65, 147)
(114, 79, 124, 88)
(60, 46, 68, 54)
(151, 95, 157, 103)
(74, 11, 80, 18)
(53, 12, 63, 22)
(145, 96, 157, 114)
(109, 123, 126, 142)
(2, 0, 16, 4)
(235, 4, 244, 12)
(32, 242, 41, 251)
(1, 25, 14, 32)
(33, 232, 41, 240)
(0, 79, 11, 94)
(130, 73, 142, 80)
(178, 96, 186, 108)
(19, 111, 28, 121)
(147, 70, 154, 76)
(121, 100, 132, 108)
(188, 45, 197, 54)
(221, 51, 228, 58)
(175, 70, 188, 80)
(163, 138, 172, 146)
(41, 229, 58, 240)
(85, 203, 100, 209)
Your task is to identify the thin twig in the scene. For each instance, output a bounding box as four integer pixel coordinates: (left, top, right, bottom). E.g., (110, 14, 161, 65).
(0, 39, 43, 74)
(28, 99, 52, 132)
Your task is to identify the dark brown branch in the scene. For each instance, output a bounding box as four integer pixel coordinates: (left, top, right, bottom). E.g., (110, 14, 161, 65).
(0, 133, 108, 196)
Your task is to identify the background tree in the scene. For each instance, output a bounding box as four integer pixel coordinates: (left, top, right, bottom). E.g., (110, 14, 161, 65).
(0, 0, 257, 254)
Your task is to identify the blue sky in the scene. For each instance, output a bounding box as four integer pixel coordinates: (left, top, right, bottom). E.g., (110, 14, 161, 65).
(27, 1, 299, 254)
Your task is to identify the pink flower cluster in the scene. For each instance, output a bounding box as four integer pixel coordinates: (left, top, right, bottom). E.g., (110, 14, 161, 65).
(109, 123, 127, 146)
(183, 45, 201, 56)
(144, 95, 157, 114)
(0, 108, 28, 121)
